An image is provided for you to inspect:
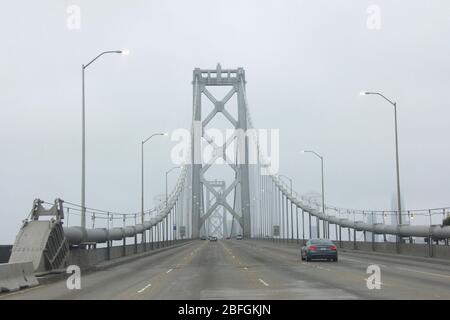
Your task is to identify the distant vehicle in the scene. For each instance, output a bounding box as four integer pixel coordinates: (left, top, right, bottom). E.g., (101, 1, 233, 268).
(225, 236, 231, 240)
(301, 239, 338, 262)
(236, 234, 243, 240)
(200, 235, 207, 240)
(209, 236, 218, 241)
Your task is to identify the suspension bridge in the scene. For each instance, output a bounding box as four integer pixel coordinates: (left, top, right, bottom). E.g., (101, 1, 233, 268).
(1, 65, 450, 299)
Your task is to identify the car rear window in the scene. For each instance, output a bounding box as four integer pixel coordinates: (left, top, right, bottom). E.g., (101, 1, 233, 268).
(310, 239, 334, 245)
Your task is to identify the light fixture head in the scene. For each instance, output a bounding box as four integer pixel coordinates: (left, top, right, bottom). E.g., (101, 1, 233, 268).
(121, 49, 130, 55)
(359, 91, 367, 96)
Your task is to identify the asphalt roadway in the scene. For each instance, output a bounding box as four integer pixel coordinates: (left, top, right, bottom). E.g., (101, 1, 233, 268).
(2, 239, 450, 300)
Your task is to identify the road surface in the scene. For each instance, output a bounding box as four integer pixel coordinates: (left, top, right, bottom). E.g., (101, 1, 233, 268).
(2, 239, 450, 299)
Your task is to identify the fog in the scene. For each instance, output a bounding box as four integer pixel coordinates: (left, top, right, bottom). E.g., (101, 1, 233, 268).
(0, 0, 449, 243)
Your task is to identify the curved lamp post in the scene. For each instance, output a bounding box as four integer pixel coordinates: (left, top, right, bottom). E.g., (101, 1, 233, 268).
(278, 174, 293, 196)
(301, 150, 326, 238)
(165, 166, 183, 206)
(360, 91, 402, 225)
(141, 132, 168, 223)
(81, 49, 129, 229)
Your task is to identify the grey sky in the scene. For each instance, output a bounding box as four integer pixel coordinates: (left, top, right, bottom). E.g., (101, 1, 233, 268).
(1, 0, 449, 243)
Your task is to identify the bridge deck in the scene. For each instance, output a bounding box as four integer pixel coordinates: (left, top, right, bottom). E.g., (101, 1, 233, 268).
(2, 240, 450, 299)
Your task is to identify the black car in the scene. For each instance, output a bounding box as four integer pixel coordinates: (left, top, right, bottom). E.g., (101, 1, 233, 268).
(301, 239, 338, 262)
(200, 235, 207, 240)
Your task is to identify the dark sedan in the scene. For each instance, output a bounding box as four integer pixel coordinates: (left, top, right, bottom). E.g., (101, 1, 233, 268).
(301, 239, 338, 262)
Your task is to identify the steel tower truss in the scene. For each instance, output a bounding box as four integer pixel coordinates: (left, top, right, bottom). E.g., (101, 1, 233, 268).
(191, 64, 251, 238)
(204, 180, 229, 238)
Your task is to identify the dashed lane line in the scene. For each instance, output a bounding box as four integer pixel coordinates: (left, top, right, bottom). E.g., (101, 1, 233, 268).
(137, 283, 152, 293)
(258, 278, 269, 287)
(315, 266, 331, 271)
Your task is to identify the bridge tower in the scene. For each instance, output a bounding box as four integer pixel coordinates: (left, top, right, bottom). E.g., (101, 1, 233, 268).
(191, 64, 251, 238)
(204, 180, 228, 238)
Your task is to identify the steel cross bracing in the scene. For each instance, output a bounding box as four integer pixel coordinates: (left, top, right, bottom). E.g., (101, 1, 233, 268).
(191, 64, 251, 238)
(204, 180, 229, 238)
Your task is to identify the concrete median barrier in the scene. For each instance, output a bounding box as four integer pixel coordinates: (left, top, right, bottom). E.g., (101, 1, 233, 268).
(0, 262, 39, 292)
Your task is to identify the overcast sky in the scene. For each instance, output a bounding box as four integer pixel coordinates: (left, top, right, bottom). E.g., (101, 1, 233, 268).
(0, 1, 449, 243)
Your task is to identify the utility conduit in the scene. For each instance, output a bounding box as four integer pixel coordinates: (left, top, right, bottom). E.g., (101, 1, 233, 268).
(271, 176, 450, 239)
(64, 167, 189, 245)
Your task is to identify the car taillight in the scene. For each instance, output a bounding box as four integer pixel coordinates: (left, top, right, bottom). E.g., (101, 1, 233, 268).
(309, 245, 317, 251)
(329, 245, 337, 250)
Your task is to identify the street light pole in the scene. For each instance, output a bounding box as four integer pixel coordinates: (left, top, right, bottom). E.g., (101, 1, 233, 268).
(278, 174, 293, 196)
(165, 166, 183, 206)
(360, 91, 402, 225)
(81, 64, 85, 229)
(81, 49, 129, 229)
(141, 133, 167, 224)
(393, 102, 402, 224)
(302, 150, 327, 238)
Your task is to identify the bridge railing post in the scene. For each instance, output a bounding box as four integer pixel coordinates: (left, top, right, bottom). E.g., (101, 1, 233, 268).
(122, 214, 126, 257)
(308, 213, 312, 240)
(290, 201, 294, 243)
(107, 240, 111, 260)
(150, 226, 154, 250)
(134, 214, 138, 254)
(296, 206, 299, 244)
(428, 209, 434, 257)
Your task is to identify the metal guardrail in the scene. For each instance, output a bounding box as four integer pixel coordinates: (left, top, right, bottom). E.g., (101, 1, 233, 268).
(272, 176, 450, 239)
(37, 166, 190, 245)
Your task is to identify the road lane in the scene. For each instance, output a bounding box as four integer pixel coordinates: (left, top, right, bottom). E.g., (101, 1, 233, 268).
(1, 241, 203, 300)
(2, 239, 450, 299)
(235, 239, 450, 299)
(137, 237, 273, 299)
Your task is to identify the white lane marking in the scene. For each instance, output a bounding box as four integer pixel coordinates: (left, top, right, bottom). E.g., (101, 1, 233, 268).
(137, 283, 152, 293)
(232, 256, 235, 259)
(370, 262, 388, 268)
(363, 278, 387, 287)
(244, 267, 248, 270)
(395, 267, 450, 279)
(316, 266, 331, 271)
(258, 278, 269, 287)
(340, 257, 387, 268)
(166, 268, 173, 274)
